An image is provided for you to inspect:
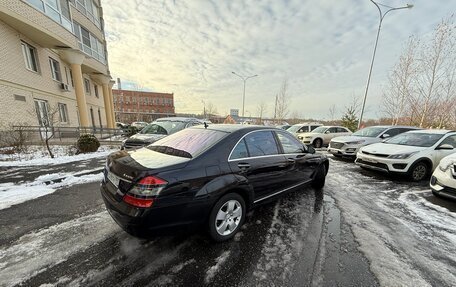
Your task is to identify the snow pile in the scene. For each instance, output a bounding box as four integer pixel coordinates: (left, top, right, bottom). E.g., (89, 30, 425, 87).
(0, 145, 118, 167)
(0, 172, 104, 210)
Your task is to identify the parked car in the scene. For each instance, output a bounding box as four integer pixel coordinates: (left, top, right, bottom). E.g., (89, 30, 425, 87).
(101, 125, 329, 242)
(430, 153, 456, 200)
(356, 130, 456, 181)
(276, 124, 291, 130)
(131, 121, 148, 130)
(297, 126, 352, 148)
(328, 125, 419, 158)
(287, 122, 322, 138)
(116, 122, 128, 129)
(122, 117, 205, 150)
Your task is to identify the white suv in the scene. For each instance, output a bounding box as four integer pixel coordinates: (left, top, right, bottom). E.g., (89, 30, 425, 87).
(356, 130, 456, 181)
(297, 126, 352, 148)
(329, 125, 419, 158)
(430, 153, 456, 200)
(287, 122, 322, 138)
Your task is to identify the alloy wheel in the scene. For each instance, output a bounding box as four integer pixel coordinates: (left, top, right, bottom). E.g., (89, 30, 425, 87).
(215, 200, 242, 236)
(412, 164, 427, 181)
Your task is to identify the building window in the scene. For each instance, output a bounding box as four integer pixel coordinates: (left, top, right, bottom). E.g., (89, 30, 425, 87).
(69, 69, 74, 87)
(34, 99, 49, 127)
(74, 0, 101, 29)
(21, 42, 39, 72)
(49, 57, 62, 81)
(25, 0, 72, 31)
(98, 108, 102, 127)
(94, 84, 99, 98)
(84, 78, 91, 94)
(73, 21, 105, 63)
(58, 103, 68, 123)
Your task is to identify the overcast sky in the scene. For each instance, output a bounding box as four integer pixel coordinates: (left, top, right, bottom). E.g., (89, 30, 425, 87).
(102, 0, 454, 120)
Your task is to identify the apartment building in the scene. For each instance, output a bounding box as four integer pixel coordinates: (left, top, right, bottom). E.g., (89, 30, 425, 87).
(112, 89, 175, 123)
(0, 0, 115, 129)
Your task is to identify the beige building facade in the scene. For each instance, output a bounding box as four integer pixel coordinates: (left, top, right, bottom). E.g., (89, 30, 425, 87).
(0, 0, 115, 129)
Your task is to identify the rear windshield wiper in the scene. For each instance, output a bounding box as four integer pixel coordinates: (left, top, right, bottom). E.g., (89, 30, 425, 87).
(148, 145, 192, 158)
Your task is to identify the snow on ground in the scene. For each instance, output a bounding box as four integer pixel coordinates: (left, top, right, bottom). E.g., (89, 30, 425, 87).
(0, 172, 104, 210)
(327, 158, 456, 287)
(205, 250, 231, 284)
(0, 145, 118, 167)
(0, 211, 119, 286)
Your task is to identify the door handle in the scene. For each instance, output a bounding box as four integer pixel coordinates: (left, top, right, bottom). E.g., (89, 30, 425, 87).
(287, 158, 296, 163)
(238, 163, 250, 169)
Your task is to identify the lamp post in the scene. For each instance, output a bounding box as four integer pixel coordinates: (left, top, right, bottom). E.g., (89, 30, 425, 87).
(358, 1, 413, 129)
(232, 72, 258, 117)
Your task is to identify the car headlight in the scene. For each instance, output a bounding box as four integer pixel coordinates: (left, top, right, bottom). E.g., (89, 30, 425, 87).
(439, 157, 456, 172)
(346, 140, 365, 145)
(388, 151, 418, 159)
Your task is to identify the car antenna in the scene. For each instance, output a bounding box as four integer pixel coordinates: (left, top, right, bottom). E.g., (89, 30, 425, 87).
(204, 122, 208, 129)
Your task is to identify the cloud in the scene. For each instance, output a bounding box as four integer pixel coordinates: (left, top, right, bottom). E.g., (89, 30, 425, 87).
(102, 0, 454, 119)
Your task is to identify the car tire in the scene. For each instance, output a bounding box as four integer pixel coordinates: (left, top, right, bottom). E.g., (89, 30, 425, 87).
(313, 138, 323, 148)
(408, 161, 429, 181)
(311, 164, 326, 189)
(208, 193, 246, 242)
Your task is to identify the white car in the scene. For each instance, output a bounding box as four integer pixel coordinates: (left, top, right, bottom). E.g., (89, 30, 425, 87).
(356, 130, 456, 181)
(297, 126, 352, 148)
(430, 153, 456, 200)
(287, 122, 322, 138)
(328, 125, 419, 158)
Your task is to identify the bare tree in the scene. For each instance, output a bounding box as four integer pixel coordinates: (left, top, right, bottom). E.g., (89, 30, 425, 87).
(288, 110, 301, 125)
(383, 17, 456, 128)
(275, 79, 290, 124)
(30, 103, 60, 158)
(256, 102, 267, 124)
(382, 38, 418, 125)
(328, 104, 338, 124)
(205, 102, 218, 118)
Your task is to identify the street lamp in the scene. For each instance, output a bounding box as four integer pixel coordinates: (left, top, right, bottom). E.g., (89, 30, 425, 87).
(358, 1, 413, 129)
(232, 72, 258, 117)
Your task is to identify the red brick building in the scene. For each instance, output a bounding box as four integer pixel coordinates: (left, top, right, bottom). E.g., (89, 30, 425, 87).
(112, 89, 175, 123)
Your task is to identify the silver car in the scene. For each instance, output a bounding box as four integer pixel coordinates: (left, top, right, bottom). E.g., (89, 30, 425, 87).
(328, 125, 420, 158)
(122, 117, 206, 150)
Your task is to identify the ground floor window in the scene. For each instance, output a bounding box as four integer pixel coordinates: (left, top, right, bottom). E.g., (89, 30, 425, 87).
(58, 103, 68, 123)
(34, 99, 49, 127)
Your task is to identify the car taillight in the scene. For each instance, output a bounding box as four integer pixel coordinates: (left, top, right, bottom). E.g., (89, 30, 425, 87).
(127, 176, 168, 197)
(123, 194, 154, 208)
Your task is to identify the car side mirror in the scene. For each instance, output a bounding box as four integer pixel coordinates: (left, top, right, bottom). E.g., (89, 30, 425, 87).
(307, 145, 316, 154)
(436, 144, 454, 150)
(325, 130, 330, 134)
(382, 133, 390, 139)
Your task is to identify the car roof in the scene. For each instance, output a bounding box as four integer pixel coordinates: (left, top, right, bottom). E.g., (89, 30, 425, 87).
(191, 124, 279, 133)
(292, 122, 322, 126)
(406, 129, 455, 134)
(155, 117, 204, 122)
(362, 125, 420, 129)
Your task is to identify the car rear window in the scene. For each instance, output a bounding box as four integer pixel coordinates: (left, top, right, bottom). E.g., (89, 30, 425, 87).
(148, 128, 228, 158)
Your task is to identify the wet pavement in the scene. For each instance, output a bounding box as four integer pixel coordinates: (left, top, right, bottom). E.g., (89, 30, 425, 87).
(0, 153, 455, 286)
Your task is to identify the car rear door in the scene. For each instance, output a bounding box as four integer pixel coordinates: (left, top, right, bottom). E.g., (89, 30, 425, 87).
(275, 131, 317, 187)
(228, 130, 289, 201)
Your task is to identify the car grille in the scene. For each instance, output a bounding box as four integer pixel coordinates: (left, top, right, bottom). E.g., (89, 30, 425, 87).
(330, 142, 344, 149)
(361, 151, 389, 158)
(357, 159, 389, 171)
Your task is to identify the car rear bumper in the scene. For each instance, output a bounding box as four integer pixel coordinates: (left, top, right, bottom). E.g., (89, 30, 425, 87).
(100, 183, 209, 235)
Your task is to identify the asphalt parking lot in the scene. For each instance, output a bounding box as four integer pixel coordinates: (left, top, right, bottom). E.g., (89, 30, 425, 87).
(0, 152, 455, 286)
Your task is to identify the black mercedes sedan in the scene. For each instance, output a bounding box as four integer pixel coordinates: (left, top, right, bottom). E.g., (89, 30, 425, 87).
(101, 125, 329, 242)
